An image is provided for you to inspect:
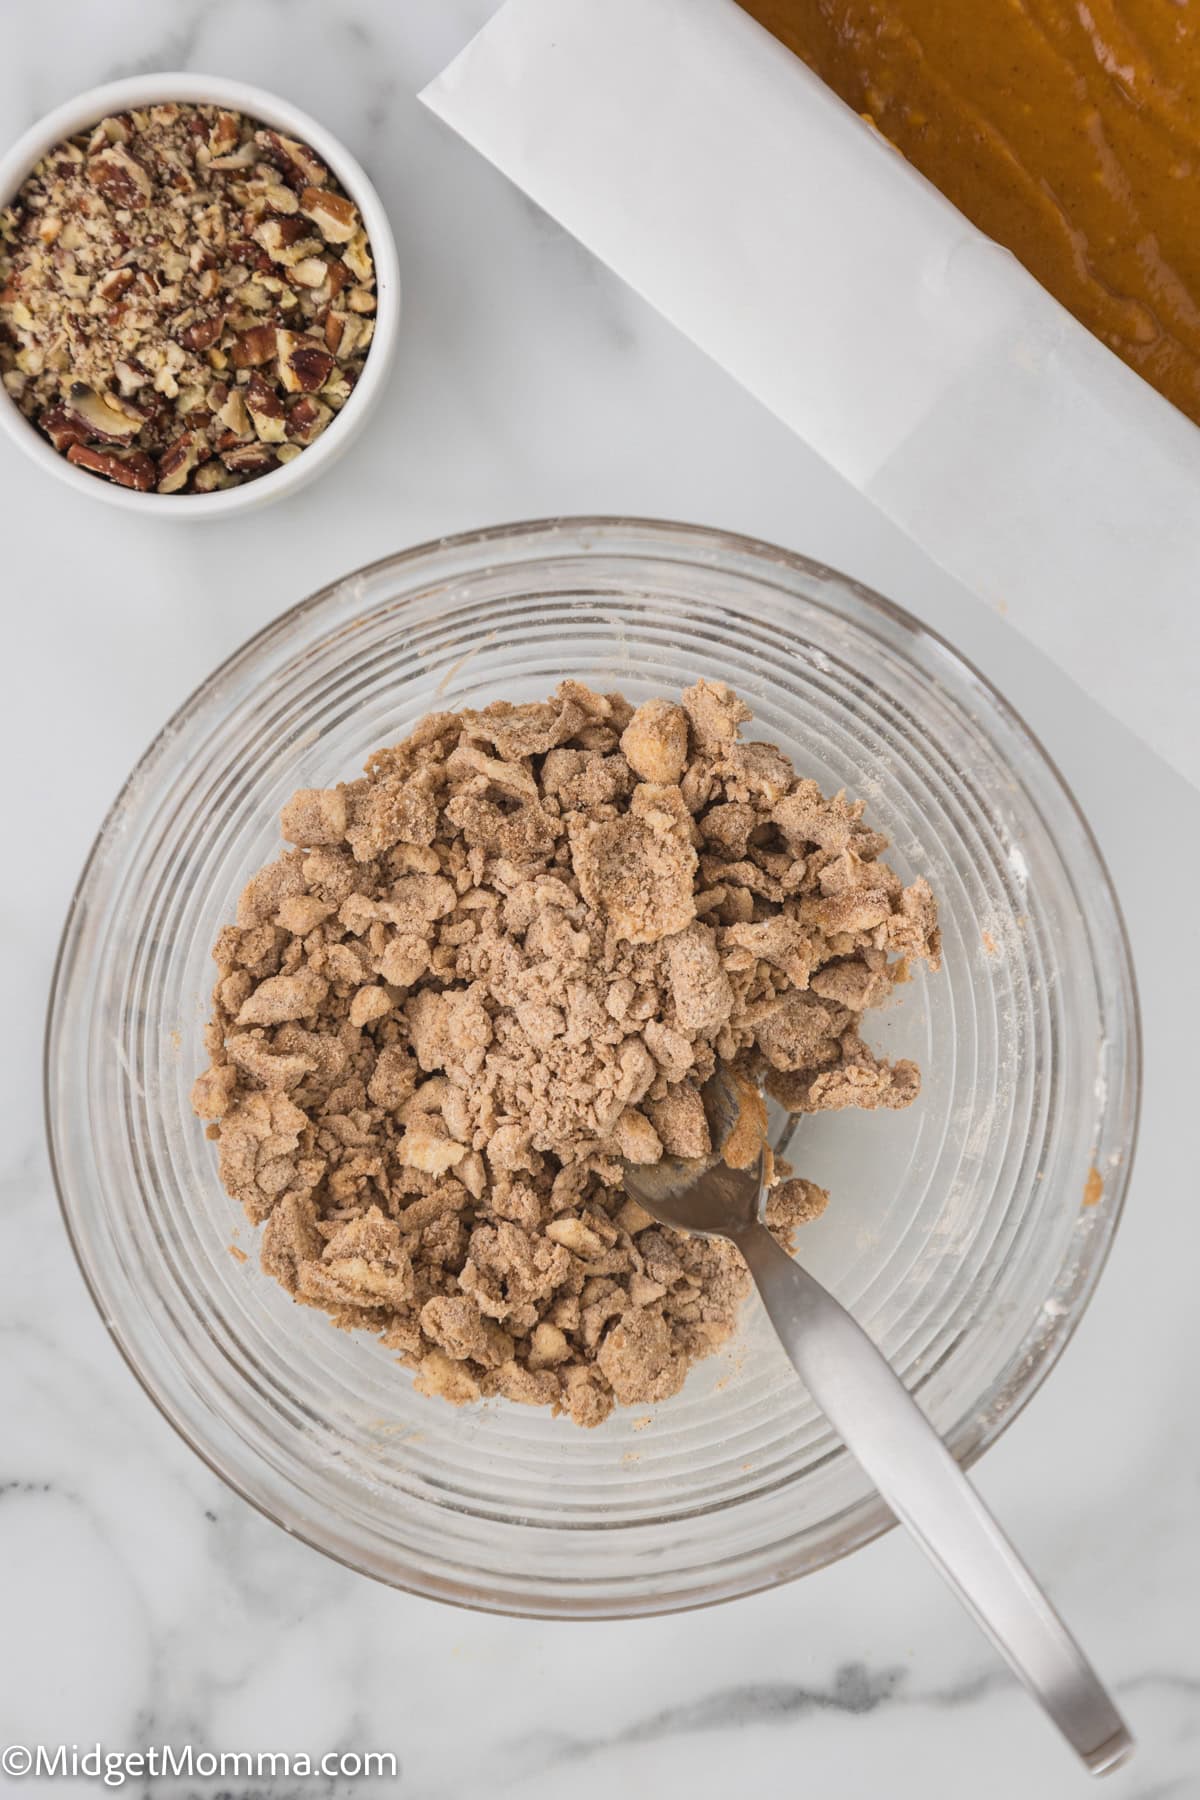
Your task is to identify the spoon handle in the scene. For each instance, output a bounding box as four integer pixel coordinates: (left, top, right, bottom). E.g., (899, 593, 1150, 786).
(737, 1220, 1131, 1774)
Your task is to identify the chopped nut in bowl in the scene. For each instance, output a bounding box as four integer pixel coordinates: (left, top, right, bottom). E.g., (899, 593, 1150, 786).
(0, 75, 399, 514)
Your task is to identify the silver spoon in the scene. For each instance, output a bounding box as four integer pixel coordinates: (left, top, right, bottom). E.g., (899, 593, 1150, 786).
(622, 1068, 1132, 1774)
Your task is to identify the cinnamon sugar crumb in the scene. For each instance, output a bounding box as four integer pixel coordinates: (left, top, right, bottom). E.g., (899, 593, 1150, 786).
(193, 681, 939, 1425)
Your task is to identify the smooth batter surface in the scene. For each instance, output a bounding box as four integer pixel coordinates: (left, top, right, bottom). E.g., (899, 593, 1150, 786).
(742, 0, 1200, 425)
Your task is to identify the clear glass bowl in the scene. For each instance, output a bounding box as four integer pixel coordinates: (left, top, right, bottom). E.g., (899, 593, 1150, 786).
(45, 519, 1140, 1617)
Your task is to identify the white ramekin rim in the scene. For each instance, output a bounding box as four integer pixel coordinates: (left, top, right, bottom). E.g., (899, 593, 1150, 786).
(0, 72, 401, 519)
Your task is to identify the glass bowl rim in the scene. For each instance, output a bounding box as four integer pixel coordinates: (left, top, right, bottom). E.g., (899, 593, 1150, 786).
(44, 514, 1143, 1616)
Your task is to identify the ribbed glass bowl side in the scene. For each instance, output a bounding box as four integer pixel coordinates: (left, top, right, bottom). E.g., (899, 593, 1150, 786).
(46, 519, 1139, 1616)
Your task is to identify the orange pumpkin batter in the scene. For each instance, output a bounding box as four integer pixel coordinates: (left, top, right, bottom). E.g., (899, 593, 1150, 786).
(741, 0, 1200, 425)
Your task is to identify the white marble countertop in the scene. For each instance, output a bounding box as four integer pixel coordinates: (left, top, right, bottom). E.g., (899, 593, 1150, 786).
(2, 4, 1197, 1796)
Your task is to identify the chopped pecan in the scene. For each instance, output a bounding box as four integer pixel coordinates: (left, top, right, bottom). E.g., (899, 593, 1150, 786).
(220, 441, 280, 475)
(263, 182, 299, 215)
(290, 257, 328, 289)
(95, 266, 135, 302)
(156, 428, 208, 494)
(86, 143, 152, 209)
(207, 143, 258, 172)
(286, 394, 333, 445)
(323, 368, 355, 410)
(226, 236, 275, 275)
(245, 370, 287, 442)
(87, 116, 127, 152)
(113, 359, 149, 396)
(177, 309, 225, 352)
(254, 129, 329, 191)
(253, 214, 323, 267)
(343, 229, 373, 283)
(62, 382, 141, 441)
(207, 111, 240, 157)
(323, 257, 351, 297)
(299, 186, 358, 243)
(66, 443, 155, 489)
(276, 330, 334, 394)
(217, 386, 252, 438)
(193, 458, 235, 492)
(229, 324, 277, 368)
(39, 404, 89, 452)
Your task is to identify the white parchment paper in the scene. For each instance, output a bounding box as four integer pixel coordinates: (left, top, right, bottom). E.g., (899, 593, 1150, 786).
(422, 0, 1198, 789)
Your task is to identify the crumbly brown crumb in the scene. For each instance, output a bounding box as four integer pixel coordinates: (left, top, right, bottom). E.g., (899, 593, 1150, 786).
(192, 682, 940, 1424)
(0, 103, 375, 493)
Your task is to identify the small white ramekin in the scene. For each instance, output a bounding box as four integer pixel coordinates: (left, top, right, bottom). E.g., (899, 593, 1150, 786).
(0, 73, 400, 518)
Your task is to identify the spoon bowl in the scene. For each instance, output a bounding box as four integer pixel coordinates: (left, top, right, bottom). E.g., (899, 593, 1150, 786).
(622, 1068, 763, 1237)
